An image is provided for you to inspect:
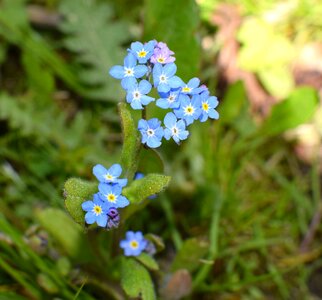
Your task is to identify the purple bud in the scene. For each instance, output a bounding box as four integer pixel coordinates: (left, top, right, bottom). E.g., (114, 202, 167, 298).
(107, 207, 119, 219)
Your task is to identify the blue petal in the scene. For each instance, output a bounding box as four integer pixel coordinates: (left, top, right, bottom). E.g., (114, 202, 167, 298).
(109, 164, 122, 177)
(154, 126, 164, 139)
(138, 119, 148, 130)
(126, 231, 135, 240)
(82, 201, 93, 212)
(134, 231, 143, 240)
(120, 240, 128, 249)
(148, 118, 161, 129)
(96, 214, 108, 227)
(116, 196, 130, 208)
(156, 98, 169, 109)
(140, 95, 154, 106)
(188, 77, 200, 88)
(134, 65, 148, 78)
(179, 130, 189, 140)
(158, 83, 170, 93)
(163, 63, 177, 77)
(85, 212, 96, 224)
(199, 112, 208, 122)
(124, 53, 137, 67)
(93, 164, 108, 182)
(139, 80, 152, 94)
(115, 178, 128, 187)
(147, 136, 162, 148)
(164, 128, 172, 140)
(169, 76, 184, 89)
(208, 109, 219, 119)
(98, 183, 112, 195)
(121, 77, 137, 90)
(208, 96, 219, 108)
(164, 112, 177, 128)
(131, 41, 143, 52)
(134, 172, 145, 180)
(109, 66, 124, 79)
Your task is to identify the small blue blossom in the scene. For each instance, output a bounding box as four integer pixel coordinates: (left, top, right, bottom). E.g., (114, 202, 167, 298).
(163, 112, 189, 144)
(98, 183, 129, 208)
(109, 53, 148, 90)
(180, 77, 203, 95)
(119, 231, 148, 256)
(199, 92, 219, 122)
(152, 63, 183, 93)
(82, 195, 109, 227)
(93, 164, 127, 187)
(126, 80, 154, 110)
(174, 94, 201, 126)
(138, 118, 164, 148)
(156, 89, 180, 109)
(150, 42, 175, 64)
(128, 41, 156, 64)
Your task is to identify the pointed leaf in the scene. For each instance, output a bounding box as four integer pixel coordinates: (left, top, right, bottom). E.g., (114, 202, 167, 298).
(135, 253, 159, 271)
(122, 174, 171, 204)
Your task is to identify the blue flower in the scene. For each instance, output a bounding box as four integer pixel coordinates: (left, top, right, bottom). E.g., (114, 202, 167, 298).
(81, 195, 109, 227)
(199, 92, 219, 122)
(93, 164, 127, 187)
(152, 63, 183, 93)
(156, 89, 181, 109)
(138, 118, 164, 148)
(150, 42, 175, 64)
(126, 80, 154, 110)
(180, 77, 203, 95)
(163, 112, 189, 144)
(98, 183, 129, 208)
(109, 53, 148, 90)
(128, 41, 156, 64)
(174, 94, 201, 126)
(119, 231, 148, 256)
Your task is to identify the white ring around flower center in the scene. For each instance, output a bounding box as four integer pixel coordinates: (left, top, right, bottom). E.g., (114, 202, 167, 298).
(132, 90, 141, 100)
(92, 205, 102, 216)
(159, 74, 167, 84)
(168, 94, 176, 103)
(184, 105, 194, 116)
(171, 126, 179, 136)
(147, 128, 155, 137)
(124, 67, 134, 77)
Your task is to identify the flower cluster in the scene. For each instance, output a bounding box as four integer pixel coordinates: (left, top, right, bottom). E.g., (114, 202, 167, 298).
(81, 164, 129, 229)
(109, 40, 219, 148)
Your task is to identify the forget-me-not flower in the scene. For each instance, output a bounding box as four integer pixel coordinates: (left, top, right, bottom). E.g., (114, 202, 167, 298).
(98, 183, 129, 208)
(152, 63, 183, 93)
(174, 94, 201, 126)
(156, 89, 181, 109)
(109, 53, 148, 90)
(150, 42, 175, 64)
(138, 118, 164, 148)
(180, 77, 203, 95)
(128, 40, 156, 64)
(199, 92, 219, 122)
(82, 194, 109, 227)
(119, 231, 148, 256)
(93, 164, 127, 187)
(126, 80, 154, 110)
(163, 112, 189, 144)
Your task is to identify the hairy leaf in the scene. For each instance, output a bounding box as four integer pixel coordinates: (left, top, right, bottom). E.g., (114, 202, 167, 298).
(64, 178, 97, 224)
(121, 258, 156, 300)
(59, 0, 131, 100)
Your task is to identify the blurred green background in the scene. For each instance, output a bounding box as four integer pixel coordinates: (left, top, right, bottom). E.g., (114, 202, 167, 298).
(1, 0, 322, 299)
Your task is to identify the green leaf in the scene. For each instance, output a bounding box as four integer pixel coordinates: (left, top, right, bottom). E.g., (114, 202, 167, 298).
(35, 208, 92, 262)
(171, 238, 209, 273)
(63, 178, 97, 225)
(261, 87, 319, 136)
(122, 173, 171, 204)
(121, 258, 156, 300)
(258, 67, 294, 99)
(145, 233, 165, 252)
(119, 102, 140, 180)
(59, 0, 131, 100)
(144, 0, 200, 79)
(135, 253, 159, 271)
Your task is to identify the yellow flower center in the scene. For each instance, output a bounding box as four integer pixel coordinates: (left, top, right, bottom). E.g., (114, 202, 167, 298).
(93, 205, 102, 215)
(105, 174, 113, 180)
(130, 240, 139, 249)
(202, 102, 209, 111)
(107, 194, 116, 203)
(138, 50, 147, 58)
(185, 105, 194, 115)
(182, 86, 191, 93)
(157, 57, 165, 63)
